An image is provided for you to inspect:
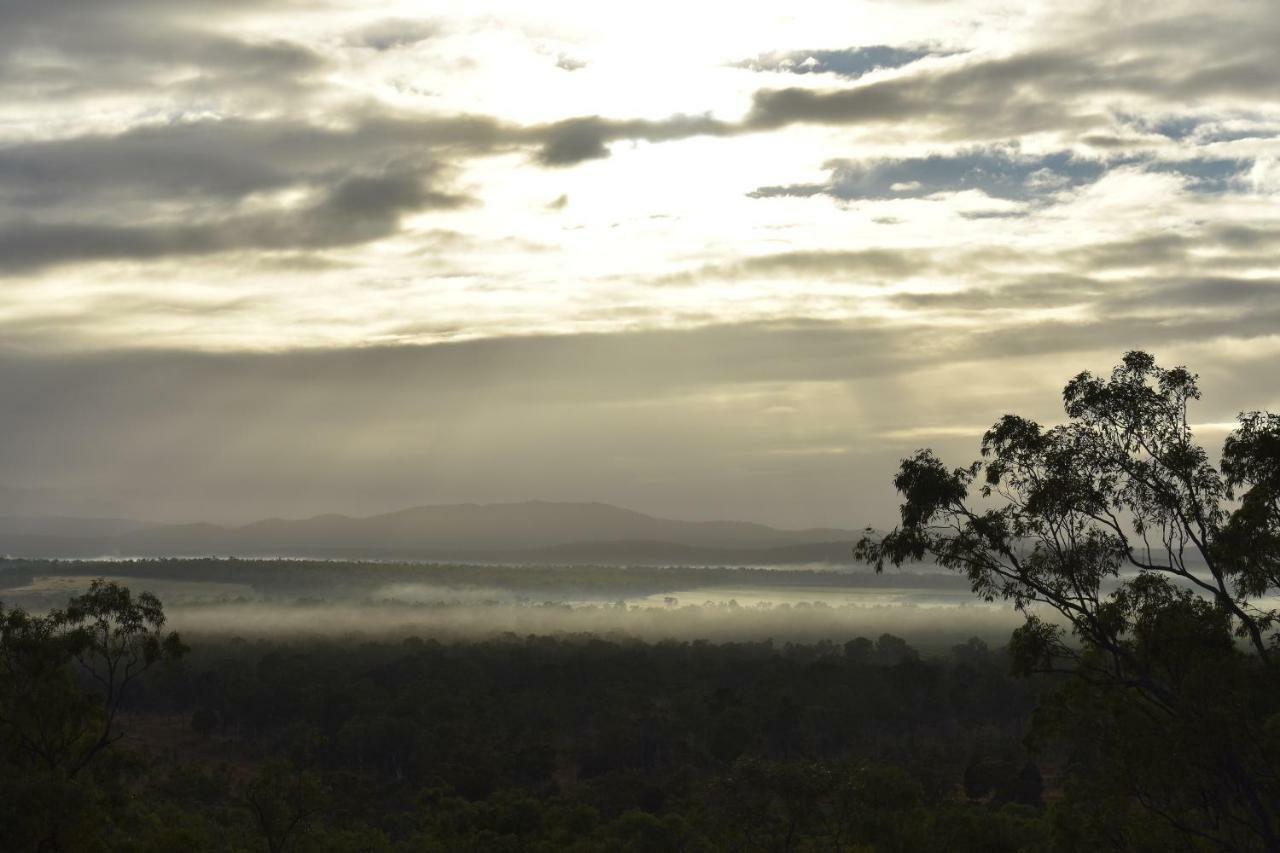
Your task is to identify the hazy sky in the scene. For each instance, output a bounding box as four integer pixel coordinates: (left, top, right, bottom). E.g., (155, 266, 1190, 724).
(1, 0, 1277, 526)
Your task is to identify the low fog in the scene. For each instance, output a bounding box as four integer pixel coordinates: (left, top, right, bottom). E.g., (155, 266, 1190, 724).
(163, 599, 1023, 647)
(0, 561, 1027, 648)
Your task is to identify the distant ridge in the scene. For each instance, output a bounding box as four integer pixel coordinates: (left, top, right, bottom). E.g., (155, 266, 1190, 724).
(0, 501, 862, 565)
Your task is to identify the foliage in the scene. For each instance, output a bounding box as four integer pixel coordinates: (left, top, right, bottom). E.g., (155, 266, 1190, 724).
(0, 578, 186, 850)
(241, 760, 329, 853)
(857, 351, 1280, 850)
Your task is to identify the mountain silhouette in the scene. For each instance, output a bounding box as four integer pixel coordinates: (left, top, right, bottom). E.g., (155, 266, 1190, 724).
(0, 501, 861, 564)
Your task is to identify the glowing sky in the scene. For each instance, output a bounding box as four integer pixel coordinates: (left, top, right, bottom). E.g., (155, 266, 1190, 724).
(1, 0, 1278, 526)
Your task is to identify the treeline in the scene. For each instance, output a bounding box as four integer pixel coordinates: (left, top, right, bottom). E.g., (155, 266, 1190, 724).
(144, 632, 1040, 798)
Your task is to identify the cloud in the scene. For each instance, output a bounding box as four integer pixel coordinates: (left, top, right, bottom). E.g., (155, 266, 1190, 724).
(0, 2, 1268, 287)
(1064, 225, 1280, 274)
(346, 18, 441, 51)
(659, 249, 933, 285)
(742, 50, 1102, 138)
(480, 9, 1280, 165)
(531, 114, 734, 165)
(738, 10, 1280, 140)
(0, 115, 509, 209)
(749, 149, 1255, 207)
(0, 106, 742, 270)
(1118, 277, 1280, 311)
(555, 54, 587, 72)
(512, 9, 1280, 163)
(1072, 233, 1192, 271)
(751, 147, 1108, 202)
(889, 275, 1104, 312)
(0, 168, 468, 272)
(891, 274, 1280, 317)
(0, 112, 522, 270)
(0, 0, 325, 101)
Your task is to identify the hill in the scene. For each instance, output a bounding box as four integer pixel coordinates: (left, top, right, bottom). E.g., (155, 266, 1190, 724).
(0, 501, 863, 565)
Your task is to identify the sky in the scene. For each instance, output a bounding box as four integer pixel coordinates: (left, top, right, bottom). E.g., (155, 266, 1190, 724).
(0, 0, 1277, 527)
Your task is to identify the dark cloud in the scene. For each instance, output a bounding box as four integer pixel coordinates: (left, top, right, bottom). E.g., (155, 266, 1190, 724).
(0, 113, 520, 269)
(743, 50, 1103, 137)
(892, 274, 1280, 316)
(0, 108, 745, 272)
(1210, 225, 1280, 252)
(0, 0, 325, 100)
(1072, 233, 1192, 271)
(505, 10, 1280, 163)
(748, 150, 1253, 206)
(544, 11, 1280, 159)
(890, 275, 1104, 311)
(664, 222, 1280, 295)
(555, 54, 587, 72)
(958, 210, 1027, 220)
(657, 249, 933, 285)
(751, 148, 1107, 202)
(0, 105, 734, 211)
(0, 168, 468, 272)
(959, 310, 1280, 380)
(746, 182, 828, 199)
(531, 115, 734, 165)
(346, 18, 441, 51)
(535, 118, 614, 165)
(0, 115, 510, 210)
(740, 11, 1280, 140)
(1119, 277, 1280, 311)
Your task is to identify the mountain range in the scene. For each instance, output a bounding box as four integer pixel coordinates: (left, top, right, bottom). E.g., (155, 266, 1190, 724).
(0, 501, 863, 565)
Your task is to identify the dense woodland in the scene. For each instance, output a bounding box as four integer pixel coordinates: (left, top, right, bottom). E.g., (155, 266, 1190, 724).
(1, 586, 1051, 852)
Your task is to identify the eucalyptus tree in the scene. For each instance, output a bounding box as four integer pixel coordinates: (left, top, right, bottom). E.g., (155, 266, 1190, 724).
(858, 351, 1280, 851)
(0, 579, 187, 851)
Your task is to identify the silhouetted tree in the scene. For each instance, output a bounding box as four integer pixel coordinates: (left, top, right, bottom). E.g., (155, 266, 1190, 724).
(874, 632, 919, 665)
(858, 351, 1280, 850)
(0, 578, 187, 850)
